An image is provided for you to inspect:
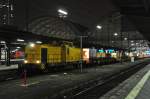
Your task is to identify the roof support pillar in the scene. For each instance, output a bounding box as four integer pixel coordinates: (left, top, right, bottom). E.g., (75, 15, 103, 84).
(143, 0, 149, 13)
(0, 45, 1, 63)
(5, 42, 11, 66)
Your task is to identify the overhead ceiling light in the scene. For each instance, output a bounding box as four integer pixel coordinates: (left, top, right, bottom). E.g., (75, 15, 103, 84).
(114, 33, 118, 36)
(36, 41, 42, 44)
(58, 9, 68, 15)
(0, 41, 6, 44)
(11, 50, 15, 53)
(96, 25, 102, 29)
(131, 43, 134, 46)
(124, 37, 127, 40)
(16, 47, 21, 49)
(17, 39, 24, 42)
(131, 41, 134, 43)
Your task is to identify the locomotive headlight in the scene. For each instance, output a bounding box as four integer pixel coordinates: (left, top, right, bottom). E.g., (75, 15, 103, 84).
(29, 43, 35, 48)
(24, 60, 28, 64)
(36, 60, 40, 64)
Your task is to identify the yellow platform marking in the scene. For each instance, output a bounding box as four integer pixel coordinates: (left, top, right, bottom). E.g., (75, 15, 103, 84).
(125, 70, 150, 99)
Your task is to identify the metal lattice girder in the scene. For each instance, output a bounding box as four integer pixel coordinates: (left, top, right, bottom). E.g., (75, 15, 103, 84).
(28, 17, 80, 40)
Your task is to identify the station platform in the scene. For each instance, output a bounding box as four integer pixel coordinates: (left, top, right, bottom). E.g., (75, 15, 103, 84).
(135, 73, 150, 99)
(100, 61, 150, 99)
(0, 59, 23, 71)
(126, 64, 150, 99)
(0, 59, 24, 67)
(0, 59, 149, 99)
(0, 64, 18, 71)
(0, 59, 24, 62)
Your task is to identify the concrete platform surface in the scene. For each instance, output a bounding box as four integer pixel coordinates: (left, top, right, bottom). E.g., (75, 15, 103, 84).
(135, 77, 150, 99)
(0, 59, 148, 99)
(100, 62, 150, 99)
(0, 59, 24, 62)
(124, 65, 150, 99)
(0, 64, 18, 71)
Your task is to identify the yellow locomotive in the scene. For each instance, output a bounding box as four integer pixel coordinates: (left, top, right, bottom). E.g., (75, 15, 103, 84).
(23, 42, 81, 71)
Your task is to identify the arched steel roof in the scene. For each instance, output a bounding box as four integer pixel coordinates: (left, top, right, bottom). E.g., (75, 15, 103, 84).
(28, 16, 83, 40)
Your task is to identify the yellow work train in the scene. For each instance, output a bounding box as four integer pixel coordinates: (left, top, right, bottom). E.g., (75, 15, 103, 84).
(23, 43, 81, 71)
(21, 42, 121, 72)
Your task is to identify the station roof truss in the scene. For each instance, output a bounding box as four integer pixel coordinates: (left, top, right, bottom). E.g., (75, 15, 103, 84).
(0, 26, 69, 46)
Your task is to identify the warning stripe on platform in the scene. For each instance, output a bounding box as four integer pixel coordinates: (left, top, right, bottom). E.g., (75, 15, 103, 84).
(125, 70, 150, 99)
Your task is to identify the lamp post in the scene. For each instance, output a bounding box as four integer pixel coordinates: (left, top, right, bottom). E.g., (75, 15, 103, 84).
(79, 36, 88, 72)
(25, 0, 29, 31)
(120, 31, 123, 64)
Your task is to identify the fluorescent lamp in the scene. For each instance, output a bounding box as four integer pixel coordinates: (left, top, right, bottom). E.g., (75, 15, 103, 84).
(131, 43, 134, 46)
(36, 41, 42, 44)
(124, 37, 127, 40)
(96, 25, 102, 29)
(17, 47, 21, 49)
(0, 41, 5, 43)
(114, 33, 118, 36)
(58, 9, 68, 15)
(17, 39, 24, 42)
(131, 41, 134, 43)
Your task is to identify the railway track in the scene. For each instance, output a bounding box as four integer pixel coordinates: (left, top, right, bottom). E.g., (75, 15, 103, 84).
(51, 60, 150, 99)
(0, 69, 18, 82)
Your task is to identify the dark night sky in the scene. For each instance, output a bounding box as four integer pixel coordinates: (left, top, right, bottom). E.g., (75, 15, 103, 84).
(15, 0, 117, 30)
